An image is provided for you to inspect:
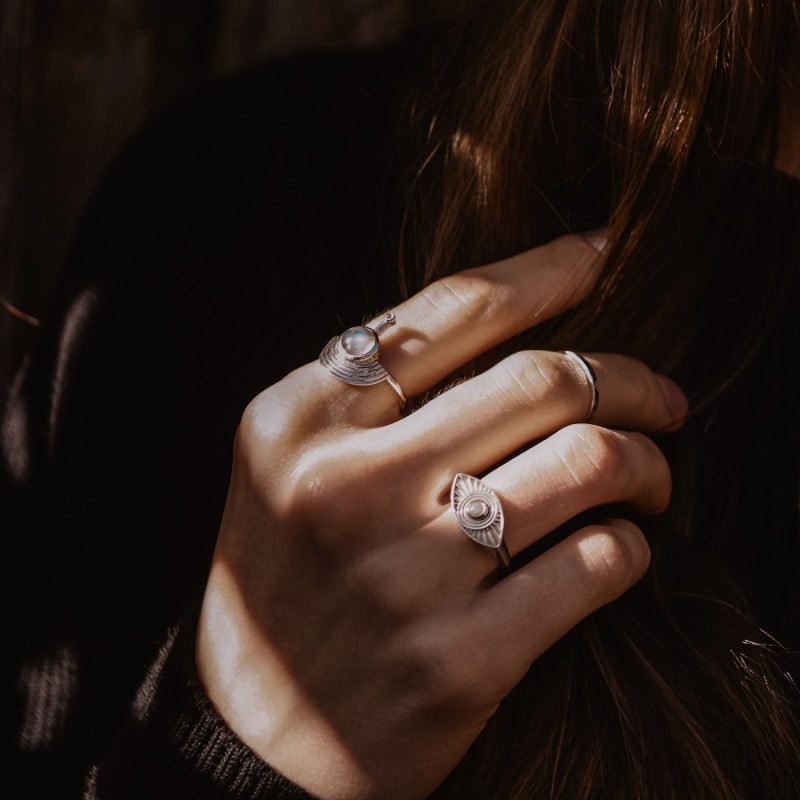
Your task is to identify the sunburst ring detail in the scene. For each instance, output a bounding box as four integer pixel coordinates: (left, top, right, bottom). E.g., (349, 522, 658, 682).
(450, 473, 511, 569)
(319, 312, 407, 410)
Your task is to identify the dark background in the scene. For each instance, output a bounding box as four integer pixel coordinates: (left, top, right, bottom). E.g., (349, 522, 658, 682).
(0, 0, 464, 391)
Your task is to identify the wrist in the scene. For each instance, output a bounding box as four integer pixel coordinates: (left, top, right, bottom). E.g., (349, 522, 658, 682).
(196, 562, 378, 800)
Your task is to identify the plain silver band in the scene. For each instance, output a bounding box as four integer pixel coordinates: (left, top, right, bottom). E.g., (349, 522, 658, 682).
(561, 350, 599, 422)
(383, 373, 408, 411)
(494, 541, 511, 569)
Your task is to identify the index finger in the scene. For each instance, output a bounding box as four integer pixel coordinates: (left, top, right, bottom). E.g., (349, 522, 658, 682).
(377, 233, 606, 399)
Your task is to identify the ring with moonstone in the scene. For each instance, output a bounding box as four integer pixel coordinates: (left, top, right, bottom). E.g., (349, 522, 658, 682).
(319, 312, 408, 411)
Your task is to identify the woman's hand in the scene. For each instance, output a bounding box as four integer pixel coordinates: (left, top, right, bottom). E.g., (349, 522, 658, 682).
(196, 233, 687, 800)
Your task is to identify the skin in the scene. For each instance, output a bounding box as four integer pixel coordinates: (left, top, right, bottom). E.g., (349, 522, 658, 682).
(195, 27, 800, 792)
(196, 232, 689, 799)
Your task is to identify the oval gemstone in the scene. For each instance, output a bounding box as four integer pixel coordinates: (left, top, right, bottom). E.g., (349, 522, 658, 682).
(465, 499, 490, 522)
(341, 326, 378, 359)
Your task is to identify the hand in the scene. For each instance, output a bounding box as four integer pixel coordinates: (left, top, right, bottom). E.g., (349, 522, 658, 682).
(196, 233, 687, 800)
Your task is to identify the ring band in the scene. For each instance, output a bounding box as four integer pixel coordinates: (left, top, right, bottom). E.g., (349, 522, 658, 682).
(320, 312, 408, 411)
(561, 350, 599, 422)
(451, 473, 511, 569)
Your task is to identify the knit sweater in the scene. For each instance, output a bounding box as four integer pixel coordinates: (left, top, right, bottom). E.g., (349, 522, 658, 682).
(4, 35, 424, 798)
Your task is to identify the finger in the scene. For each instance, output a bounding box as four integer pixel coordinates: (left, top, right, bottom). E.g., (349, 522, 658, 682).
(486, 424, 672, 556)
(414, 423, 668, 576)
(261, 233, 608, 431)
(251, 364, 673, 556)
(390, 351, 686, 479)
(378, 233, 606, 399)
(586, 353, 687, 432)
(468, 518, 650, 691)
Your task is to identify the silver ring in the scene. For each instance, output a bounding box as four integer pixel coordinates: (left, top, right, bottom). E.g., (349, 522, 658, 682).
(561, 350, 599, 422)
(320, 312, 407, 411)
(451, 473, 511, 569)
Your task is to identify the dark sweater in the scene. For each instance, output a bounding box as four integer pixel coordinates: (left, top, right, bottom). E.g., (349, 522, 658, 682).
(3, 35, 427, 798)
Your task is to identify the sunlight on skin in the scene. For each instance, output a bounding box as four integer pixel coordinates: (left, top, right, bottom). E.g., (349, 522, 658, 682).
(197, 562, 374, 799)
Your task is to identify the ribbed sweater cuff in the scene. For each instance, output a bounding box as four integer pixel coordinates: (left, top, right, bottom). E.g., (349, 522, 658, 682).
(90, 615, 318, 799)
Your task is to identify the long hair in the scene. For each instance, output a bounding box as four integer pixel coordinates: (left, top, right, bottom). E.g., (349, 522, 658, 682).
(399, 1, 800, 797)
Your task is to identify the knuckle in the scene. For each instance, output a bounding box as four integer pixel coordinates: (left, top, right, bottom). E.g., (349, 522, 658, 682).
(422, 272, 499, 325)
(498, 351, 567, 402)
(277, 443, 397, 546)
(232, 389, 299, 479)
(573, 526, 646, 600)
(233, 384, 349, 516)
(238, 367, 320, 447)
(279, 453, 350, 526)
(492, 350, 601, 419)
(561, 424, 629, 493)
(238, 390, 289, 444)
(559, 425, 671, 509)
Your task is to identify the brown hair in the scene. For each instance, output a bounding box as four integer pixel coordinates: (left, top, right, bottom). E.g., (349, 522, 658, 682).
(400, 1, 800, 797)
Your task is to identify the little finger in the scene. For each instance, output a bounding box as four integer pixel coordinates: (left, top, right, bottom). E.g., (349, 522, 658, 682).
(467, 518, 650, 691)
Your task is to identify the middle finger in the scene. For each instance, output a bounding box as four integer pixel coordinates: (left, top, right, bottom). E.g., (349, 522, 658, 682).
(385, 349, 685, 484)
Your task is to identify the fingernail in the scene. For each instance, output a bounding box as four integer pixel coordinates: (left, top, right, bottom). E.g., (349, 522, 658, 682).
(579, 227, 609, 253)
(656, 374, 688, 429)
